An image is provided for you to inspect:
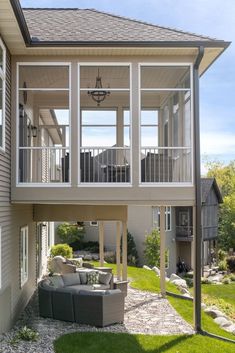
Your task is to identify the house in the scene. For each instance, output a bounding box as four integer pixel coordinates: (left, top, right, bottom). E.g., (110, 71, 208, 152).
(0, 0, 230, 333)
(73, 178, 222, 275)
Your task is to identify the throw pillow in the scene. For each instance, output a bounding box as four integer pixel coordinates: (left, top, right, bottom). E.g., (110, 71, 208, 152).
(78, 271, 88, 284)
(62, 273, 81, 286)
(87, 271, 99, 285)
(98, 271, 112, 285)
(49, 275, 64, 288)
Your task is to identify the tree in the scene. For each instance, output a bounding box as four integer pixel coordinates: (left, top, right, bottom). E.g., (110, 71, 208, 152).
(206, 161, 235, 251)
(144, 228, 161, 267)
(56, 222, 85, 244)
(121, 230, 139, 266)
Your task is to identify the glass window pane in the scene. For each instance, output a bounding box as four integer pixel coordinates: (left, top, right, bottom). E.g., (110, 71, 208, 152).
(141, 66, 190, 89)
(141, 126, 158, 147)
(82, 127, 116, 147)
(124, 110, 130, 125)
(124, 126, 130, 146)
(141, 110, 158, 125)
(82, 110, 116, 125)
(19, 66, 69, 89)
(80, 66, 130, 89)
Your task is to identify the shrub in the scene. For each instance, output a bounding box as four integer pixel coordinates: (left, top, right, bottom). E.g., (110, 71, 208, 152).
(222, 277, 231, 284)
(121, 230, 139, 266)
(50, 243, 73, 259)
(218, 249, 227, 261)
(144, 229, 160, 267)
(57, 222, 85, 244)
(227, 256, 235, 272)
(185, 278, 194, 288)
(70, 240, 99, 253)
(218, 259, 227, 271)
(16, 326, 39, 341)
(229, 274, 235, 281)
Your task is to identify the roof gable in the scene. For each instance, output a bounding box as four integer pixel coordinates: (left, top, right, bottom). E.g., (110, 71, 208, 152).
(22, 8, 221, 43)
(201, 178, 223, 204)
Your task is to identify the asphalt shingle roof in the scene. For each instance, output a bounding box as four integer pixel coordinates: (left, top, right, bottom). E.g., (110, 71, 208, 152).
(22, 8, 219, 43)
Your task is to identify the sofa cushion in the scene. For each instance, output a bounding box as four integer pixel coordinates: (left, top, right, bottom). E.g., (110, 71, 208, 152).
(66, 284, 94, 292)
(87, 271, 99, 285)
(49, 275, 64, 288)
(92, 284, 110, 290)
(98, 271, 112, 285)
(78, 271, 88, 284)
(62, 273, 81, 286)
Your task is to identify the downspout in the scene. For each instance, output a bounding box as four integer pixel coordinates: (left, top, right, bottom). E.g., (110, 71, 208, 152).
(193, 45, 204, 333)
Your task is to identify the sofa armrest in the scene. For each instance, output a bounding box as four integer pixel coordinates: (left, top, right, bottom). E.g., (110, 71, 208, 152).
(61, 263, 76, 274)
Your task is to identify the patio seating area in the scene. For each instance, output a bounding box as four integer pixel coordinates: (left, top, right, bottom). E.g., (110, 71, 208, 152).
(0, 285, 194, 353)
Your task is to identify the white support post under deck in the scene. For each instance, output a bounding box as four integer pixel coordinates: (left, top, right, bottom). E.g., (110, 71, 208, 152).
(160, 206, 166, 297)
(99, 221, 104, 267)
(122, 221, 127, 281)
(116, 221, 121, 280)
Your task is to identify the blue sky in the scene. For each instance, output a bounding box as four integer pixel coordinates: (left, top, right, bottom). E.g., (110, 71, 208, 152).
(20, 0, 235, 173)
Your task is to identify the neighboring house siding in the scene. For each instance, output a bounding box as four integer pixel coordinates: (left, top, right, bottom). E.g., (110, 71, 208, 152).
(83, 206, 177, 275)
(0, 42, 36, 333)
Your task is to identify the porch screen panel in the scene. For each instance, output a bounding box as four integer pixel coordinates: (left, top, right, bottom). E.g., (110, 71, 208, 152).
(140, 65, 192, 183)
(17, 64, 70, 183)
(79, 65, 131, 183)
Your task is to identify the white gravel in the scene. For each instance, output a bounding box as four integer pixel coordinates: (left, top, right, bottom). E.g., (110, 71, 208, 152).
(0, 286, 194, 353)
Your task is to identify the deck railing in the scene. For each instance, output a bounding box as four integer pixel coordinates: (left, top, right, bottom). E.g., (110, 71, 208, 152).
(18, 147, 69, 183)
(141, 147, 192, 183)
(80, 147, 131, 183)
(176, 225, 193, 239)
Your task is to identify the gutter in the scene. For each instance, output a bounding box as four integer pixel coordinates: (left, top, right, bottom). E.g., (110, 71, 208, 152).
(10, 0, 31, 44)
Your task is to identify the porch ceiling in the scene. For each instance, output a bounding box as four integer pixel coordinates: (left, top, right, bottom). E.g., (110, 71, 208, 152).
(33, 204, 128, 222)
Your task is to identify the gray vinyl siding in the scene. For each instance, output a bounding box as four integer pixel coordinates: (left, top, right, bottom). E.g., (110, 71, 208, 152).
(0, 40, 36, 333)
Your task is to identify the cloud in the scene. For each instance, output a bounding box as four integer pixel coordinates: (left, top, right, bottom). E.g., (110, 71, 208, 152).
(201, 132, 235, 156)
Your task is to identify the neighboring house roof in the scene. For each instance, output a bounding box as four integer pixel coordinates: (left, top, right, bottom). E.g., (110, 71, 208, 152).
(201, 178, 223, 204)
(21, 8, 221, 44)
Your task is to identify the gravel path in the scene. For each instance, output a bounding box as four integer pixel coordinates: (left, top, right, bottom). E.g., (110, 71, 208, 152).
(0, 287, 194, 353)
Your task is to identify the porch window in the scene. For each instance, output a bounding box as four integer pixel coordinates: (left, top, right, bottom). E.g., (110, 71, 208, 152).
(153, 206, 171, 231)
(140, 64, 192, 183)
(0, 38, 6, 151)
(17, 64, 70, 184)
(20, 226, 28, 287)
(79, 64, 131, 183)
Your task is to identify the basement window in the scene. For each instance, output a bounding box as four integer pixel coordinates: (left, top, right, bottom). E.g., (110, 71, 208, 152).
(20, 226, 28, 287)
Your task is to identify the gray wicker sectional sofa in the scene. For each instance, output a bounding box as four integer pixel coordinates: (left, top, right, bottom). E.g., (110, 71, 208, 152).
(38, 269, 125, 327)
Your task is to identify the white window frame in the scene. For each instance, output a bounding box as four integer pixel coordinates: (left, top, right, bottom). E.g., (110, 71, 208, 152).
(0, 226, 2, 289)
(78, 62, 132, 187)
(153, 206, 171, 232)
(16, 62, 71, 186)
(0, 37, 6, 152)
(20, 226, 28, 287)
(138, 63, 194, 187)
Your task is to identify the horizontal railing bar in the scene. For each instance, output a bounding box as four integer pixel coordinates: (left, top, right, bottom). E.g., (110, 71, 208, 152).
(80, 88, 130, 91)
(18, 88, 69, 91)
(140, 88, 191, 91)
(19, 146, 68, 150)
(141, 146, 191, 150)
(80, 146, 130, 150)
(39, 125, 69, 128)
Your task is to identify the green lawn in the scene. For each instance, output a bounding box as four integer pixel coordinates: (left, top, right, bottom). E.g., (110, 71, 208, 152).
(54, 332, 235, 353)
(202, 282, 235, 307)
(54, 263, 235, 352)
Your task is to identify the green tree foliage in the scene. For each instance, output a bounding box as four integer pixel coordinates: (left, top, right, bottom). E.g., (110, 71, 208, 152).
(121, 230, 139, 266)
(144, 228, 160, 267)
(57, 222, 85, 244)
(206, 161, 235, 251)
(50, 243, 73, 258)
